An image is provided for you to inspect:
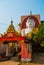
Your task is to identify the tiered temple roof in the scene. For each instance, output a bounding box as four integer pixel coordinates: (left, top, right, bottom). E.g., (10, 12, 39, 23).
(3, 20, 18, 37)
(7, 20, 15, 33)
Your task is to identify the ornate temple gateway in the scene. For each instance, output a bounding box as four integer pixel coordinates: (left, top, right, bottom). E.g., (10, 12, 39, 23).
(0, 12, 41, 62)
(0, 20, 25, 57)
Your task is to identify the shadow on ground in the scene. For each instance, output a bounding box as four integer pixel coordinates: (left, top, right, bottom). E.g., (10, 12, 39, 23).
(32, 52, 44, 64)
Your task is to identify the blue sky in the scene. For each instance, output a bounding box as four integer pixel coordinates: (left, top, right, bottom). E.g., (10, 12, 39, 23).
(0, 0, 44, 34)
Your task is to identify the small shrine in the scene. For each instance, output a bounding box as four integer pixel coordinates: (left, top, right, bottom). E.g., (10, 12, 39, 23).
(0, 20, 25, 59)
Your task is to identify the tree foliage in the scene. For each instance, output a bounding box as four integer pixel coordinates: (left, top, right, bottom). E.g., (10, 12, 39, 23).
(32, 21, 44, 46)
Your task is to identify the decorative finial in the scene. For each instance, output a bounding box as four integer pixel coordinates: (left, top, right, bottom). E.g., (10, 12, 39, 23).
(18, 23, 21, 26)
(30, 11, 32, 15)
(11, 17, 13, 24)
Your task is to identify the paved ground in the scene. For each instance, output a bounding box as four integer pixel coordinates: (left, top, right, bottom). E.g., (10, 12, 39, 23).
(0, 52, 44, 65)
(0, 61, 44, 65)
(0, 61, 19, 65)
(32, 52, 44, 64)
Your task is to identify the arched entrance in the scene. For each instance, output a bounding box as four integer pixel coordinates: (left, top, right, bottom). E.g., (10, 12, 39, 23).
(3, 41, 21, 57)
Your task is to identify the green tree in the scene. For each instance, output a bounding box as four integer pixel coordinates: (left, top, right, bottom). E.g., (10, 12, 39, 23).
(32, 21, 44, 46)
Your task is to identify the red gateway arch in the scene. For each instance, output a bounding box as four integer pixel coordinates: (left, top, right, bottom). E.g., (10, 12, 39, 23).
(0, 33, 25, 42)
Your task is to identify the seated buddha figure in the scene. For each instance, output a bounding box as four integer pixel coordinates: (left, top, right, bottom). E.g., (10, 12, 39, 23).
(25, 17, 35, 35)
